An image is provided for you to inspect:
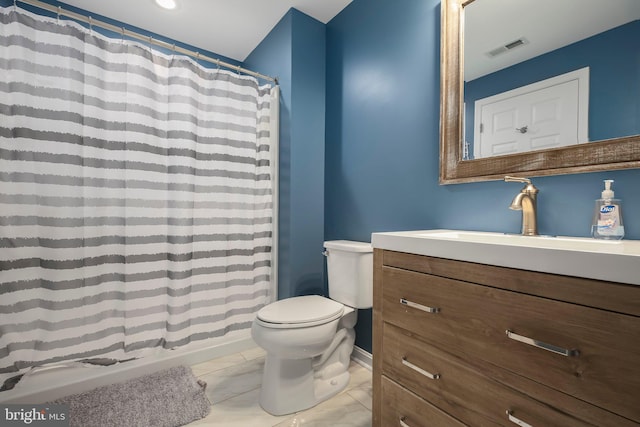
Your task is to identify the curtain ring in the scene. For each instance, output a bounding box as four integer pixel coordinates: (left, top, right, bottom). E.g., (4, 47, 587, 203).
(57, 6, 61, 23)
(170, 43, 176, 61)
(145, 36, 153, 53)
(88, 16, 93, 33)
(236, 65, 242, 76)
(216, 58, 221, 70)
(121, 27, 125, 43)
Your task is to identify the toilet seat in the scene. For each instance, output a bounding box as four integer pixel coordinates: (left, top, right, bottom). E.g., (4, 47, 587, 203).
(256, 295, 344, 329)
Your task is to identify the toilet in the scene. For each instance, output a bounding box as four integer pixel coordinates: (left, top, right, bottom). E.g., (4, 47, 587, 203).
(251, 240, 373, 415)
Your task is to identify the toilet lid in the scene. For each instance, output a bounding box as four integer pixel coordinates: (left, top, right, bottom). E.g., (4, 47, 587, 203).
(257, 295, 344, 325)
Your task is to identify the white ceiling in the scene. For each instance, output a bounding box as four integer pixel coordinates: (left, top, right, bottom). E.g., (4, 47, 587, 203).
(59, 0, 353, 61)
(465, 0, 640, 81)
(46, 1, 640, 78)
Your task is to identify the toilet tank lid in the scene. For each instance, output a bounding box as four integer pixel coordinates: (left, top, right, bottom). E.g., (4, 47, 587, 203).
(323, 240, 372, 253)
(257, 295, 344, 325)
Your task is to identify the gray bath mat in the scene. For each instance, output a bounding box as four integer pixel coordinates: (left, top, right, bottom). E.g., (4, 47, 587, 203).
(51, 365, 211, 427)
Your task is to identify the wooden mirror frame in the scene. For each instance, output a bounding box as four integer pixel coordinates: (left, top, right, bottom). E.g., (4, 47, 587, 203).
(439, 0, 640, 184)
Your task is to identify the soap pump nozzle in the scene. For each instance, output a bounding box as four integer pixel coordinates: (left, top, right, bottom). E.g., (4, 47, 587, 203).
(601, 179, 615, 200)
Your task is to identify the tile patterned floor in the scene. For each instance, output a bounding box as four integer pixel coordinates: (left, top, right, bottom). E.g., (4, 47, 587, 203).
(187, 347, 372, 427)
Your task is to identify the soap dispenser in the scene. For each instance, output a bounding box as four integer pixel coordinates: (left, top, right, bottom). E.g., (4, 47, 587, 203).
(591, 180, 624, 240)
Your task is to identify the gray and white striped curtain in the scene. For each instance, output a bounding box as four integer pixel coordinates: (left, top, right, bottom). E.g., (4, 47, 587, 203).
(0, 6, 277, 378)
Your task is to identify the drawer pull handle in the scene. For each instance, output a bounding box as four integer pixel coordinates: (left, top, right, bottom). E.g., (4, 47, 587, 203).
(402, 357, 441, 380)
(506, 330, 579, 357)
(400, 298, 440, 313)
(399, 417, 411, 427)
(506, 410, 533, 427)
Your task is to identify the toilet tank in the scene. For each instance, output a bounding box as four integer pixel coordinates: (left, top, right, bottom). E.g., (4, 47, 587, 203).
(323, 240, 373, 309)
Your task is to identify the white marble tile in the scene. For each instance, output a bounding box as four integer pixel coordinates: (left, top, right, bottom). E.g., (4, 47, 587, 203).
(347, 386, 372, 411)
(241, 346, 266, 362)
(188, 388, 286, 427)
(345, 361, 372, 391)
(345, 360, 373, 410)
(191, 352, 246, 377)
(187, 349, 372, 427)
(274, 392, 372, 427)
(199, 357, 265, 404)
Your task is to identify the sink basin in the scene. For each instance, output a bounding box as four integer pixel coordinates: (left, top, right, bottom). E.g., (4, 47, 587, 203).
(413, 230, 624, 252)
(371, 229, 640, 285)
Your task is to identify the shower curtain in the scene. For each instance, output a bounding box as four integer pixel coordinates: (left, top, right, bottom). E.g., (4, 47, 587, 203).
(0, 6, 277, 378)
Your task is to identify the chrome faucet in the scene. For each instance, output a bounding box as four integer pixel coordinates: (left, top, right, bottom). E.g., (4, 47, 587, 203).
(504, 176, 539, 236)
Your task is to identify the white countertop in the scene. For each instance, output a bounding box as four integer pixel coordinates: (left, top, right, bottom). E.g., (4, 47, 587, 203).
(371, 229, 640, 286)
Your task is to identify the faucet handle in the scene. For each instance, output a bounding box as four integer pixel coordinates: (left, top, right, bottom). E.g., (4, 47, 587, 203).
(505, 176, 538, 195)
(504, 175, 531, 184)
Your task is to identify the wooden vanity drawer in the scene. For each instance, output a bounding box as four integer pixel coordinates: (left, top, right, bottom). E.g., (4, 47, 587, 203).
(382, 266, 640, 422)
(381, 376, 467, 427)
(382, 322, 634, 427)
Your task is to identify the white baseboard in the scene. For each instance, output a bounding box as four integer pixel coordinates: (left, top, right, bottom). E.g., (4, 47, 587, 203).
(350, 346, 372, 370)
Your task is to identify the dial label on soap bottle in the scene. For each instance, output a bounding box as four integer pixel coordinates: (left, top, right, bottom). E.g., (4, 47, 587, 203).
(591, 179, 624, 240)
(597, 204, 619, 235)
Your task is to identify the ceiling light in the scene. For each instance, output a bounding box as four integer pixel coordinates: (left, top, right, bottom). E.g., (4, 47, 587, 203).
(155, 0, 177, 10)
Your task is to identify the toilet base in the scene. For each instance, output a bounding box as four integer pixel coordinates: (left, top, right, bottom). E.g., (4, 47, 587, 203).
(313, 370, 350, 404)
(258, 355, 351, 416)
(254, 312, 358, 416)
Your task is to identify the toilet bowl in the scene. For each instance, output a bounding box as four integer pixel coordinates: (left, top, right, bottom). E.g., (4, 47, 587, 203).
(251, 295, 357, 415)
(251, 240, 373, 416)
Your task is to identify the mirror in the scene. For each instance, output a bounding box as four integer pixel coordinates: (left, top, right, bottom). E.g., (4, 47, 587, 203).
(440, 0, 640, 184)
(464, 0, 640, 160)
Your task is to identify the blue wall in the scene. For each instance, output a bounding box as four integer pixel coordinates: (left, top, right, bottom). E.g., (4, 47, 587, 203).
(326, 0, 640, 352)
(245, 10, 327, 300)
(465, 20, 640, 150)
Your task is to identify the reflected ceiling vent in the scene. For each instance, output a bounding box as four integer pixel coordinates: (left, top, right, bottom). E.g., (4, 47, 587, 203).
(486, 37, 529, 58)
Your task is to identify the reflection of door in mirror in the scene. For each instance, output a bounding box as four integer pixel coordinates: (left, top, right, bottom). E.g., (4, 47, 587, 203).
(464, 0, 640, 159)
(472, 68, 589, 159)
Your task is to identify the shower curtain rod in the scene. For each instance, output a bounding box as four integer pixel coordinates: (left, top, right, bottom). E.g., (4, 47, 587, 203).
(15, 0, 278, 84)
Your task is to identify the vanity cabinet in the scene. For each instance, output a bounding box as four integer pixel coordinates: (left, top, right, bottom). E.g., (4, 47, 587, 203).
(372, 249, 640, 427)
